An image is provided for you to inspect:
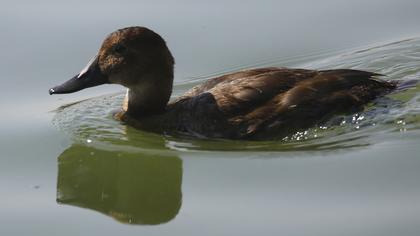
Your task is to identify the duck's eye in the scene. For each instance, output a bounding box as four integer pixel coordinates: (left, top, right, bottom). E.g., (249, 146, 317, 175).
(113, 44, 127, 54)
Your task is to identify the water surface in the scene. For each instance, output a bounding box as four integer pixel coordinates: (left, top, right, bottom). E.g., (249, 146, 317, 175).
(1, 1, 420, 235)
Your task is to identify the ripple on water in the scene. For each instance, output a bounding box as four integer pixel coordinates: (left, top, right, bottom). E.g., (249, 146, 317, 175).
(52, 38, 420, 154)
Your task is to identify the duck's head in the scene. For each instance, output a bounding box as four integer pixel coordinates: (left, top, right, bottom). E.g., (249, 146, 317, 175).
(50, 26, 175, 115)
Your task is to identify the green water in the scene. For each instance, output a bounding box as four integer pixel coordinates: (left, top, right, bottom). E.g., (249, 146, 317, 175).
(2, 1, 420, 235)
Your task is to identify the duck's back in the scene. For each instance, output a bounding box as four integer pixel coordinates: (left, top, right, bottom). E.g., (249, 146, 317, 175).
(164, 67, 395, 139)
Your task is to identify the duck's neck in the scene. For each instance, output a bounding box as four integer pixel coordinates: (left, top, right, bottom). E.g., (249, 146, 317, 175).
(123, 72, 173, 117)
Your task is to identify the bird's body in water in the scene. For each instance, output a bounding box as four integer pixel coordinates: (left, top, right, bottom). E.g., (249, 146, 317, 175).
(50, 26, 396, 140)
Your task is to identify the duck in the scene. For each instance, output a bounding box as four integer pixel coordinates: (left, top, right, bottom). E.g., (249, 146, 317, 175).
(49, 26, 396, 140)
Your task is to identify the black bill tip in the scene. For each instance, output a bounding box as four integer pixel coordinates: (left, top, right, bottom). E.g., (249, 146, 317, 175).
(49, 88, 56, 95)
(48, 54, 108, 95)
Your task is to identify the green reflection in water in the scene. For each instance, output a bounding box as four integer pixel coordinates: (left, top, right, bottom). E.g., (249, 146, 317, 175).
(56, 144, 182, 225)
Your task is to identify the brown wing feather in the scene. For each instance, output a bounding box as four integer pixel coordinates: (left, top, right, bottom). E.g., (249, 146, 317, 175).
(189, 68, 318, 114)
(178, 67, 283, 99)
(237, 69, 395, 138)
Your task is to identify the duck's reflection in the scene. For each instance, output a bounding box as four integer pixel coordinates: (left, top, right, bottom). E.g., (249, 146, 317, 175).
(56, 144, 182, 225)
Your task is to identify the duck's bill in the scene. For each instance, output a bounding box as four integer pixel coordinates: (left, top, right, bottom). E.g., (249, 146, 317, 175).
(49, 55, 108, 95)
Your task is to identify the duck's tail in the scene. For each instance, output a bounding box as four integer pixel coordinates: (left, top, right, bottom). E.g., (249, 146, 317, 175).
(391, 79, 419, 93)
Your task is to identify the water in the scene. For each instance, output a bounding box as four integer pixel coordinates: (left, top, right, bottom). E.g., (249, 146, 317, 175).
(2, 1, 420, 235)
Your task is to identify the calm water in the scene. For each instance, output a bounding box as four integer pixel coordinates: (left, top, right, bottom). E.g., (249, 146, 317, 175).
(2, 1, 420, 235)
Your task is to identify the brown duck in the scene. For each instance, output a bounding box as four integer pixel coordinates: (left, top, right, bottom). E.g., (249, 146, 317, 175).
(49, 26, 396, 140)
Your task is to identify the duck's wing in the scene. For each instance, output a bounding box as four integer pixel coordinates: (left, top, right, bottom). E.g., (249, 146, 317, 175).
(176, 67, 314, 99)
(235, 69, 396, 138)
(176, 67, 319, 115)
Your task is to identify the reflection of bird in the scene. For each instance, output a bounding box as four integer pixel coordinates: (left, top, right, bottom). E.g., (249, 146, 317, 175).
(56, 144, 182, 225)
(50, 27, 395, 139)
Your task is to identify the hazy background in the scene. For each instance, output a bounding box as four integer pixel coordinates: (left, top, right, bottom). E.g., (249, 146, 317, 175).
(1, 0, 420, 104)
(1, 1, 420, 236)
